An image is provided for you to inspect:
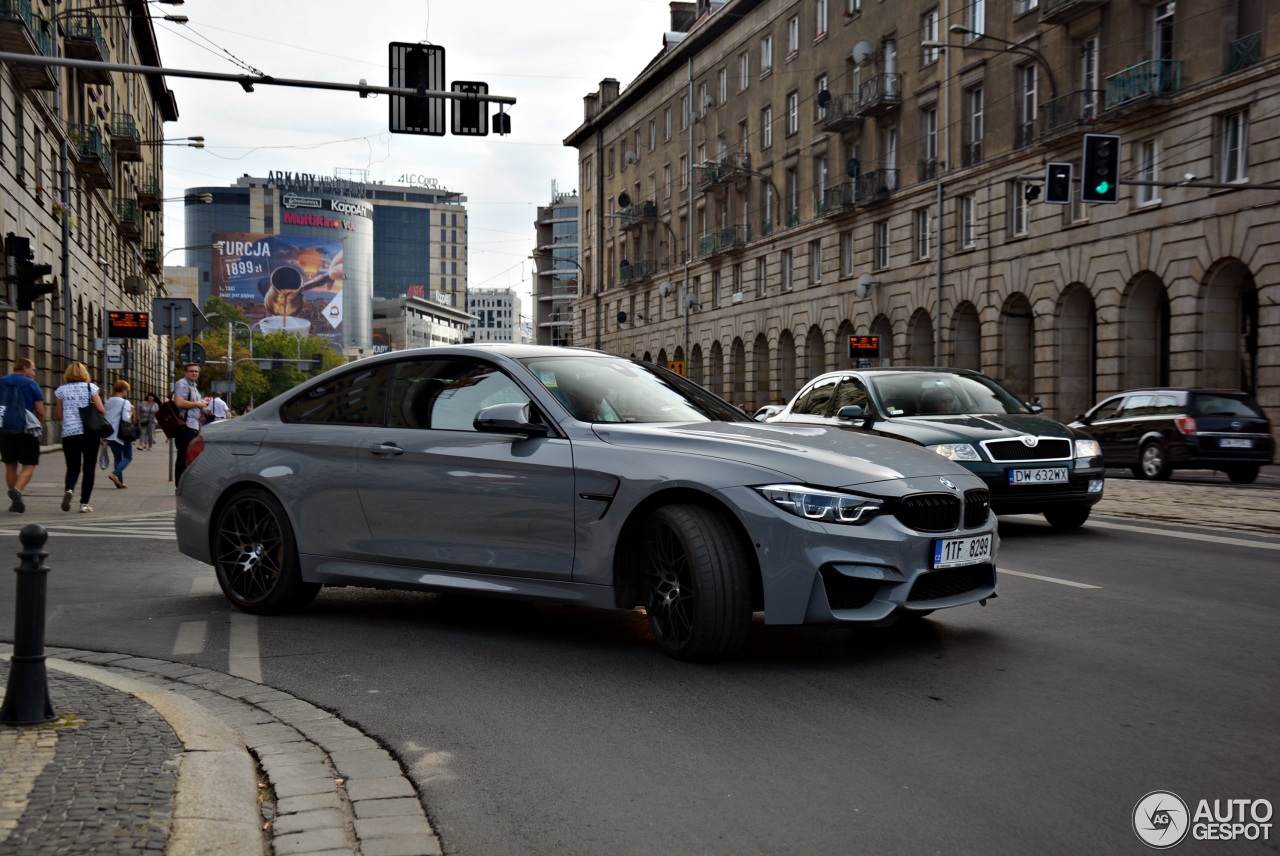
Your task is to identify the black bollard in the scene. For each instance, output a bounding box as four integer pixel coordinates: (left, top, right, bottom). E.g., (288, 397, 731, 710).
(0, 524, 55, 726)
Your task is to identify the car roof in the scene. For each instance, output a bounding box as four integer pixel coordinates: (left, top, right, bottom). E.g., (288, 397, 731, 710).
(807, 366, 987, 381)
(1110, 387, 1252, 396)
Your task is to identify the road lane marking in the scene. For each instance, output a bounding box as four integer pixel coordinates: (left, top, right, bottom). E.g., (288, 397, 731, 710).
(998, 567, 1101, 589)
(228, 613, 261, 683)
(173, 620, 207, 656)
(190, 575, 221, 596)
(1086, 519, 1280, 551)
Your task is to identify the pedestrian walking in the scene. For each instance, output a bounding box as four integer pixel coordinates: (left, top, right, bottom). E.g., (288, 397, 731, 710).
(137, 392, 159, 450)
(207, 391, 230, 422)
(0, 358, 46, 514)
(104, 380, 135, 489)
(171, 363, 207, 486)
(54, 362, 105, 513)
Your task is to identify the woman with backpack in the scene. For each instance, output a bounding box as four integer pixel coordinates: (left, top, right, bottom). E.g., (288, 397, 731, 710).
(103, 380, 136, 488)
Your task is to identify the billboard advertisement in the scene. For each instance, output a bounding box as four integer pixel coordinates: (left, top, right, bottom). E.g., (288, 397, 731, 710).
(212, 233, 344, 345)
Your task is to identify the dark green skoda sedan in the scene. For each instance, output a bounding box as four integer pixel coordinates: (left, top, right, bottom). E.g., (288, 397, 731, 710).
(770, 367, 1105, 529)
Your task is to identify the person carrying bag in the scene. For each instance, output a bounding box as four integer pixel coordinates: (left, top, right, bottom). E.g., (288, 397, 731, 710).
(171, 363, 208, 486)
(54, 362, 106, 513)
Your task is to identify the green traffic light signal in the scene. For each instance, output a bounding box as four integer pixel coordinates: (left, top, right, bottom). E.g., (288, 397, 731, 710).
(1095, 180, 1111, 194)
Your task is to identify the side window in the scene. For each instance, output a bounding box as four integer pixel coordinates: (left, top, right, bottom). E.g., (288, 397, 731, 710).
(1117, 394, 1154, 418)
(1088, 396, 1125, 422)
(1153, 395, 1180, 415)
(281, 364, 392, 424)
(791, 376, 840, 415)
(386, 358, 528, 431)
(831, 378, 870, 412)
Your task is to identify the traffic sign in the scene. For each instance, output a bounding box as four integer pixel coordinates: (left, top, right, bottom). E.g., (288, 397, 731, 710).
(668, 360, 686, 376)
(106, 342, 124, 369)
(178, 342, 207, 366)
(153, 298, 195, 337)
(389, 42, 445, 135)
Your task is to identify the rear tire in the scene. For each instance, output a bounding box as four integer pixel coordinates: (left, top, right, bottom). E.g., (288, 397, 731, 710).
(213, 488, 319, 614)
(1137, 441, 1172, 481)
(1226, 464, 1259, 484)
(641, 504, 752, 661)
(1044, 505, 1091, 530)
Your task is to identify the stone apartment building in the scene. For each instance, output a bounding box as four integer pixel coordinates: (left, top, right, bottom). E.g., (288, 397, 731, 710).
(566, 0, 1277, 421)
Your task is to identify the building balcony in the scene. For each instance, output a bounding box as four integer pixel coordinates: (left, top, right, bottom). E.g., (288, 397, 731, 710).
(698, 232, 720, 257)
(114, 198, 141, 241)
(69, 123, 113, 189)
(109, 112, 143, 162)
(855, 169, 899, 206)
(1014, 120, 1038, 150)
(1037, 89, 1103, 140)
(142, 245, 162, 274)
(960, 140, 983, 168)
(918, 159, 940, 182)
(1040, 0, 1108, 25)
(821, 92, 862, 132)
(0, 0, 57, 90)
(822, 182, 854, 216)
(1105, 59, 1182, 111)
(63, 12, 111, 83)
(136, 175, 161, 211)
(619, 200, 657, 230)
(620, 259, 657, 283)
(697, 155, 747, 191)
(857, 74, 902, 117)
(1228, 32, 1262, 73)
(785, 208, 800, 228)
(718, 224, 748, 250)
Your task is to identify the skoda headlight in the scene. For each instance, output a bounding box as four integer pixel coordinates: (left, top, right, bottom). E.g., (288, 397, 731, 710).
(927, 443, 982, 461)
(1074, 438, 1101, 458)
(755, 484, 882, 524)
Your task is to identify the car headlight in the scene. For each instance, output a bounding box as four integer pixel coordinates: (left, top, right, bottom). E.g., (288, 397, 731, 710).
(927, 443, 982, 461)
(1074, 438, 1101, 458)
(755, 484, 882, 524)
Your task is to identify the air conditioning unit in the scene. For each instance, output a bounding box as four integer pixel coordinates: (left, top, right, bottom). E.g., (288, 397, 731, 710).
(731, 292, 743, 303)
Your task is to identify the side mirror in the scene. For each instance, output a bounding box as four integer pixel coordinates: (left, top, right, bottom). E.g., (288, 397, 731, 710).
(474, 402, 548, 437)
(836, 404, 866, 421)
(1076, 414, 1090, 426)
(1026, 402, 1044, 414)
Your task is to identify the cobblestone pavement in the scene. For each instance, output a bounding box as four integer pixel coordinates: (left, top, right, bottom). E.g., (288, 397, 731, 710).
(1091, 468, 1280, 534)
(0, 647, 441, 856)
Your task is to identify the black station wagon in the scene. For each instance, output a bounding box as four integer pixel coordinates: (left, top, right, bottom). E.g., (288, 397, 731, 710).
(1070, 388, 1274, 483)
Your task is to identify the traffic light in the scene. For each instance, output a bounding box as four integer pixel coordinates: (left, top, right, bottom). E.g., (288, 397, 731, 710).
(1081, 134, 1121, 203)
(5, 233, 56, 311)
(1045, 162, 1073, 204)
(310, 352, 323, 372)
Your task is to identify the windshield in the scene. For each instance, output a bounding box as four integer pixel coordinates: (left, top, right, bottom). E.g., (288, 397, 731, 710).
(868, 372, 1029, 417)
(522, 355, 749, 424)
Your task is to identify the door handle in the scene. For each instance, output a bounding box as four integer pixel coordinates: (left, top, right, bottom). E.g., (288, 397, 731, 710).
(370, 443, 404, 457)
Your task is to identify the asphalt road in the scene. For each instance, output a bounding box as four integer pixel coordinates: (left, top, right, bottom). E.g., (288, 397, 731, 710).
(1, 503, 1277, 855)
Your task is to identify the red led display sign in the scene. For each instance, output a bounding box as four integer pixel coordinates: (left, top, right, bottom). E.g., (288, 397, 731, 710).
(848, 335, 881, 359)
(108, 311, 151, 339)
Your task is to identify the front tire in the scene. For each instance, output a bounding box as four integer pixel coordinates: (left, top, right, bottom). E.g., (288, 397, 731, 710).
(1137, 441, 1172, 480)
(1044, 505, 1092, 530)
(641, 504, 752, 661)
(213, 488, 319, 614)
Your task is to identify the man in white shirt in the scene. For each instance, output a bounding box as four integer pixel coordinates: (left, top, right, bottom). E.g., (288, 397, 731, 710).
(172, 363, 207, 485)
(208, 391, 230, 421)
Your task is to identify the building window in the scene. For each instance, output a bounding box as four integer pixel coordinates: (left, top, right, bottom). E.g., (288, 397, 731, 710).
(756, 257, 767, 296)
(1068, 167, 1086, 223)
(914, 209, 931, 259)
(963, 85, 984, 165)
(922, 9, 939, 64)
(761, 35, 773, 73)
(664, 107, 672, 141)
(963, 0, 985, 38)
(815, 0, 828, 39)
(1137, 139, 1160, 205)
(1080, 36, 1099, 117)
(762, 106, 773, 148)
(681, 95, 689, 130)
(958, 195, 976, 248)
(922, 107, 938, 174)
(1009, 182, 1029, 237)
(786, 91, 799, 135)
(815, 76, 828, 121)
(809, 240, 822, 284)
(815, 156, 828, 209)
(1017, 64, 1037, 148)
(1017, 0, 1038, 13)
(711, 271, 721, 307)
(787, 16, 800, 59)
(738, 51, 750, 91)
(782, 248, 794, 290)
(840, 230, 854, 276)
(732, 263, 743, 297)
(663, 164, 672, 198)
(873, 221, 890, 270)
(718, 68, 728, 104)
(1153, 1, 1175, 62)
(1220, 110, 1249, 183)
(699, 82, 710, 115)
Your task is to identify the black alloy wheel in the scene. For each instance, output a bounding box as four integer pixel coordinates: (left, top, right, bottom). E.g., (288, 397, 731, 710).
(212, 488, 320, 614)
(1043, 504, 1092, 530)
(1227, 464, 1260, 484)
(641, 504, 751, 661)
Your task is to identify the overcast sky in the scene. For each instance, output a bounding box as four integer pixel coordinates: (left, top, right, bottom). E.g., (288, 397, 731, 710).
(153, 0, 673, 304)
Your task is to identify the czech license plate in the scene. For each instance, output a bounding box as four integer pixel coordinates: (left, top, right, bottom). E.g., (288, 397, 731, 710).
(1220, 438, 1252, 449)
(1008, 467, 1069, 485)
(933, 534, 993, 569)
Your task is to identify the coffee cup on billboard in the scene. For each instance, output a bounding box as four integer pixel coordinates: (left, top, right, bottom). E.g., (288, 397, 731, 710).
(258, 315, 311, 334)
(265, 265, 306, 317)
(271, 265, 303, 290)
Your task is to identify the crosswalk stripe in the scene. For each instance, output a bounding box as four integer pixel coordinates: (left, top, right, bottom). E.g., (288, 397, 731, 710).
(0, 512, 176, 540)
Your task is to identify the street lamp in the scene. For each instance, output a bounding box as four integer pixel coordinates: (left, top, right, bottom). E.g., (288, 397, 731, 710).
(941, 25, 1058, 99)
(140, 136, 205, 149)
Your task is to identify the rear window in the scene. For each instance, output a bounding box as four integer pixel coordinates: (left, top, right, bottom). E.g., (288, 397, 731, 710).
(1189, 393, 1265, 418)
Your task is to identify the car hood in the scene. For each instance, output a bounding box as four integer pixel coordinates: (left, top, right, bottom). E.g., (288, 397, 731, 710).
(589, 421, 978, 489)
(875, 412, 1082, 446)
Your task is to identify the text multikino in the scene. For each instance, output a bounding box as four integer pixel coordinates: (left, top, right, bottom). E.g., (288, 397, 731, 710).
(1191, 799, 1273, 841)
